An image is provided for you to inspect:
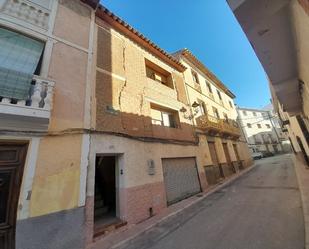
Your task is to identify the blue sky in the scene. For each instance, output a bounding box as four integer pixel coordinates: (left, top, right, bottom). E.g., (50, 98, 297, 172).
(101, 0, 271, 109)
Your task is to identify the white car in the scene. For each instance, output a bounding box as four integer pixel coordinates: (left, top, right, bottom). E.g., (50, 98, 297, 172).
(252, 151, 263, 160)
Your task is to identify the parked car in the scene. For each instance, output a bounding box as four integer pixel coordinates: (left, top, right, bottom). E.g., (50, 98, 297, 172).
(262, 151, 274, 158)
(252, 151, 263, 160)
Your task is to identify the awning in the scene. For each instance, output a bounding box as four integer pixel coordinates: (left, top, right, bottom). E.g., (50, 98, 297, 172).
(0, 27, 44, 100)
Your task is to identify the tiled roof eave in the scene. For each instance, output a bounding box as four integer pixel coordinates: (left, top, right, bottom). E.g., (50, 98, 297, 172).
(95, 6, 186, 72)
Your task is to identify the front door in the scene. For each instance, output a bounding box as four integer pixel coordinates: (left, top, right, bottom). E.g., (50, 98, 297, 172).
(208, 142, 224, 178)
(233, 144, 243, 169)
(222, 143, 234, 173)
(0, 142, 27, 249)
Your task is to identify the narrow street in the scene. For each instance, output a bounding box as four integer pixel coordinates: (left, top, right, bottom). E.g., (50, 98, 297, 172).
(118, 154, 304, 249)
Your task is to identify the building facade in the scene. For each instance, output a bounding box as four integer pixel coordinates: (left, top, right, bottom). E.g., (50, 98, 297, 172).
(237, 106, 287, 156)
(173, 49, 253, 184)
(0, 1, 253, 249)
(0, 1, 96, 249)
(227, 0, 309, 165)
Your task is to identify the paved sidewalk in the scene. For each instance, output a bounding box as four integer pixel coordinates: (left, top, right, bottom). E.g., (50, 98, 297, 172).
(293, 153, 309, 249)
(90, 164, 256, 249)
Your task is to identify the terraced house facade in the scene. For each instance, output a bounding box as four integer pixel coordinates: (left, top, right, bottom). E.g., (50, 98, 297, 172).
(0, 1, 252, 249)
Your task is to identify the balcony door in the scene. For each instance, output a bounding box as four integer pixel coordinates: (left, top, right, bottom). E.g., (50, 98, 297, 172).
(0, 142, 27, 249)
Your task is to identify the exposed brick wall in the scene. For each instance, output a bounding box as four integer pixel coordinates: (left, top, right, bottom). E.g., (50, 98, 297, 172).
(95, 23, 195, 142)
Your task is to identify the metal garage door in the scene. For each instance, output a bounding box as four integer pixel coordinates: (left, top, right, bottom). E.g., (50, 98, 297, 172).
(162, 157, 201, 205)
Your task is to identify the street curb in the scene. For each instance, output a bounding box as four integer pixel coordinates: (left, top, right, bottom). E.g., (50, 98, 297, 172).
(292, 155, 309, 249)
(110, 162, 258, 249)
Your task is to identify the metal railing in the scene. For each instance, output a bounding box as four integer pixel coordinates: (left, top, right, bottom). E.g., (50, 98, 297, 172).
(196, 114, 241, 138)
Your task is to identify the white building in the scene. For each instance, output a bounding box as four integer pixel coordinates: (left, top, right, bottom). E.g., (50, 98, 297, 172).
(237, 106, 287, 156)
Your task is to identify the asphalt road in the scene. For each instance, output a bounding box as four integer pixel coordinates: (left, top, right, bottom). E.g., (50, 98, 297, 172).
(119, 154, 304, 249)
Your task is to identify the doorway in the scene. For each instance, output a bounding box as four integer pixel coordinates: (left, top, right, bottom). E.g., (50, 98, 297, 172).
(222, 143, 235, 174)
(296, 136, 309, 166)
(208, 142, 224, 179)
(94, 155, 120, 233)
(233, 144, 243, 170)
(0, 142, 27, 249)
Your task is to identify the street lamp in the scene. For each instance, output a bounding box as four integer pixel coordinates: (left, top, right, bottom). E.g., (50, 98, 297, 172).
(180, 101, 200, 120)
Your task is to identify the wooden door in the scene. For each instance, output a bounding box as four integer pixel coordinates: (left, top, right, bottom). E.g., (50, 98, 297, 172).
(233, 144, 240, 161)
(208, 142, 219, 166)
(233, 144, 243, 169)
(208, 142, 224, 178)
(222, 143, 231, 165)
(0, 142, 27, 249)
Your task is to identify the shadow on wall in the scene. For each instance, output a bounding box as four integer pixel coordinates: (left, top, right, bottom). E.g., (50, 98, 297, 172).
(94, 24, 197, 143)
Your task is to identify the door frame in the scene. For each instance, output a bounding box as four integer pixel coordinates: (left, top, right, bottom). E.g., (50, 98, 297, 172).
(0, 140, 28, 249)
(93, 153, 122, 222)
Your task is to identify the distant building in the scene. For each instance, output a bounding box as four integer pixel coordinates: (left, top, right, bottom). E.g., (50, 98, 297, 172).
(227, 0, 309, 166)
(237, 106, 289, 156)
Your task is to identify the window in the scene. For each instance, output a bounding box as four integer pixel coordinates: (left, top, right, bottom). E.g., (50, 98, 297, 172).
(247, 123, 252, 128)
(145, 59, 173, 88)
(212, 106, 220, 119)
(243, 110, 247, 116)
(257, 124, 262, 128)
(266, 124, 271, 128)
(150, 104, 178, 128)
(223, 113, 228, 122)
(253, 112, 257, 116)
(191, 70, 199, 84)
(0, 27, 44, 100)
(217, 90, 222, 100)
(262, 112, 268, 120)
(206, 81, 212, 93)
(229, 100, 233, 108)
(198, 99, 207, 115)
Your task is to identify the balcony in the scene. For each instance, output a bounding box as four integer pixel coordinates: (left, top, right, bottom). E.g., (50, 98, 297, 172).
(196, 114, 241, 139)
(0, 75, 55, 131)
(221, 119, 241, 138)
(0, 0, 51, 30)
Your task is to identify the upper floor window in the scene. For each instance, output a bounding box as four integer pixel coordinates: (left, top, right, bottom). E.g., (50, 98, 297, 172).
(191, 70, 199, 84)
(243, 110, 247, 116)
(262, 112, 268, 120)
(0, 27, 44, 100)
(266, 124, 271, 128)
(150, 104, 179, 128)
(217, 90, 222, 100)
(247, 123, 252, 128)
(229, 100, 233, 108)
(257, 124, 262, 128)
(206, 81, 212, 93)
(145, 59, 173, 88)
(212, 106, 220, 119)
(197, 99, 207, 115)
(253, 112, 257, 116)
(223, 113, 228, 122)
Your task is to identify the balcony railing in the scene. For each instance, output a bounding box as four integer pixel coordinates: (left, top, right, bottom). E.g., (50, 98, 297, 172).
(0, 75, 55, 119)
(1, 0, 51, 30)
(196, 114, 241, 138)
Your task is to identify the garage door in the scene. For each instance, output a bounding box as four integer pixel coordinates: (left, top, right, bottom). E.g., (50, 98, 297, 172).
(162, 157, 201, 205)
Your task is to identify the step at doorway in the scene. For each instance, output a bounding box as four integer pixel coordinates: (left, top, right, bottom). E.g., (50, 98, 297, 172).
(94, 155, 124, 236)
